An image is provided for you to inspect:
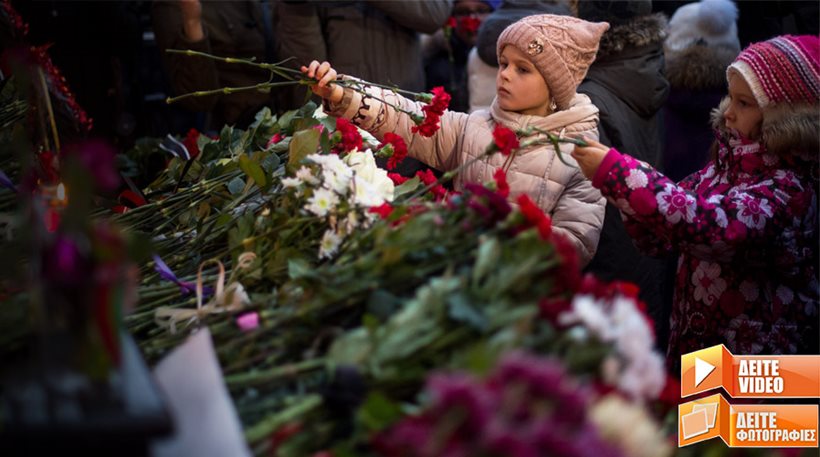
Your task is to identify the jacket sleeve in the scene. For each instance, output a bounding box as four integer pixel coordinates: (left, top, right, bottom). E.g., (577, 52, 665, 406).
(365, 1, 453, 34)
(324, 78, 468, 172)
(151, 1, 220, 112)
(551, 155, 606, 267)
(592, 148, 807, 260)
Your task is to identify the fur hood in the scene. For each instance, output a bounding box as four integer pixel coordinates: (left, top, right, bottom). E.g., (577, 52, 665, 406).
(711, 97, 820, 162)
(666, 44, 738, 90)
(596, 13, 667, 58)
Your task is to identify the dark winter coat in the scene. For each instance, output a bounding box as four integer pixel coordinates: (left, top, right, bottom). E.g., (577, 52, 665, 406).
(663, 44, 738, 183)
(592, 99, 819, 367)
(578, 13, 671, 340)
(152, 1, 275, 129)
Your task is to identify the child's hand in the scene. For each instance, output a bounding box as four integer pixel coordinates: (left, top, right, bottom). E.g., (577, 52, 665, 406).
(301, 60, 344, 104)
(570, 138, 610, 180)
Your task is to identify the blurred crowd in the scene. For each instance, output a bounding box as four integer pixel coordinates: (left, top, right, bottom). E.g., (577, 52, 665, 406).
(5, 1, 815, 144)
(3, 0, 818, 351)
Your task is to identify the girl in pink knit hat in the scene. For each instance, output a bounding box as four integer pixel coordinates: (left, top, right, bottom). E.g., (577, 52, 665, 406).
(572, 35, 820, 367)
(302, 14, 611, 266)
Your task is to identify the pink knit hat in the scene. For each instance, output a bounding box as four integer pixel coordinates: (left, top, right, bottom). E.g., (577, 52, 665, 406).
(727, 35, 820, 108)
(496, 14, 609, 110)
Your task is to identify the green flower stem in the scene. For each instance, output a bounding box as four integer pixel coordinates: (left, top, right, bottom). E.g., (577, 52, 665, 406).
(243, 394, 323, 445)
(166, 80, 302, 105)
(225, 358, 326, 388)
(403, 148, 495, 202)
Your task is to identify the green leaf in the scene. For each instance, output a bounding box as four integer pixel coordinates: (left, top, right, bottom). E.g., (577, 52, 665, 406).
(367, 289, 401, 321)
(259, 151, 281, 174)
(287, 258, 313, 279)
(357, 391, 403, 431)
(227, 176, 245, 195)
(392, 176, 421, 200)
(238, 153, 267, 189)
(288, 128, 321, 172)
(250, 107, 273, 129)
(319, 128, 331, 154)
(328, 328, 371, 366)
(276, 109, 296, 133)
(472, 236, 499, 285)
(447, 293, 488, 332)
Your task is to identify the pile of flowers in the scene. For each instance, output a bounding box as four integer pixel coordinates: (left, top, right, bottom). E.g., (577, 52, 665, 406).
(374, 351, 626, 457)
(282, 149, 394, 259)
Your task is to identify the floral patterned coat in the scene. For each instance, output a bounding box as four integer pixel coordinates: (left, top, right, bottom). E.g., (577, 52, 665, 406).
(591, 100, 819, 365)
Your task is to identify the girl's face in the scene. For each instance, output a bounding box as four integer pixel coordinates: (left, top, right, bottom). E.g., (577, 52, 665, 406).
(496, 45, 551, 116)
(725, 73, 763, 139)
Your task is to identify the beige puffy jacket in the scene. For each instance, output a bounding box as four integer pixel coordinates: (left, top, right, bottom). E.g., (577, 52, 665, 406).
(325, 81, 605, 265)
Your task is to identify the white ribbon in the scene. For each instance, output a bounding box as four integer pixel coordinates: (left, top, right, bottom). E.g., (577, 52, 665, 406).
(155, 252, 257, 334)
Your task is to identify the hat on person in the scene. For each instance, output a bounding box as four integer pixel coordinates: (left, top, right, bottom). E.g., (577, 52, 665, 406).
(475, 1, 573, 66)
(496, 14, 609, 110)
(577, 0, 652, 26)
(665, 0, 740, 53)
(481, 0, 502, 9)
(727, 35, 820, 107)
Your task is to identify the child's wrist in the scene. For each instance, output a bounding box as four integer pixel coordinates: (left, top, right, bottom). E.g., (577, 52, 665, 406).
(327, 85, 344, 104)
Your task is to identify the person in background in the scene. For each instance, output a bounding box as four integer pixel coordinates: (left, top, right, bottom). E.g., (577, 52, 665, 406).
(305, 14, 609, 266)
(274, 0, 451, 178)
(572, 35, 819, 368)
(467, 0, 573, 113)
(152, 0, 278, 130)
(575, 0, 671, 347)
(663, 0, 740, 182)
(423, 0, 499, 112)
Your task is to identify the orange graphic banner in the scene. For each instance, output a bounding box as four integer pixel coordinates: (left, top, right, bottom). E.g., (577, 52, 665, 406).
(681, 345, 820, 398)
(679, 394, 819, 448)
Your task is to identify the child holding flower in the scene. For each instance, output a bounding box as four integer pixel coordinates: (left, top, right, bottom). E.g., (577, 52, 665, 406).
(303, 14, 610, 266)
(571, 35, 820, 364)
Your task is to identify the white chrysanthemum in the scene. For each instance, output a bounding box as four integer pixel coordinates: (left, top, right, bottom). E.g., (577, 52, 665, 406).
(344, 149, 394, 204)
(307, 152, 345, 170)
(558, 295, 615, 341)
(563, 293, 665, 402)
(306, 187, 339, 217)
(322, 165, 353, 196)
(281, 177, 302, 189)
(318, 229, 343, 259)
(295, 166, 319, 185)
(349, 175, 386, 207)
(590, 395, 673, 457)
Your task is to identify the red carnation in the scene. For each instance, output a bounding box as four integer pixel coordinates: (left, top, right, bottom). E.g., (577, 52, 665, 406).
(411, 112, 441, 138)
(491, 125, 519, 156)
(182, 128, 201, 159)
(459, 16, 482, 35)
(379, 132, 408, 171)
(333, 118, 363, 153)
(416, 169, 447, 201)
(266, 132, 285, 148)
(428, 86, 451, 115)
(369, 203, 394, 220)
(388, 173, 410, 185)
(492, 168, 509, 198)
(516, 194, 552, 240)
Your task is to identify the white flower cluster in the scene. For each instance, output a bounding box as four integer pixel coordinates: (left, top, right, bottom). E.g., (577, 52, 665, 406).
(281, 150, 395, 259)
(558, 294, 666, 402)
